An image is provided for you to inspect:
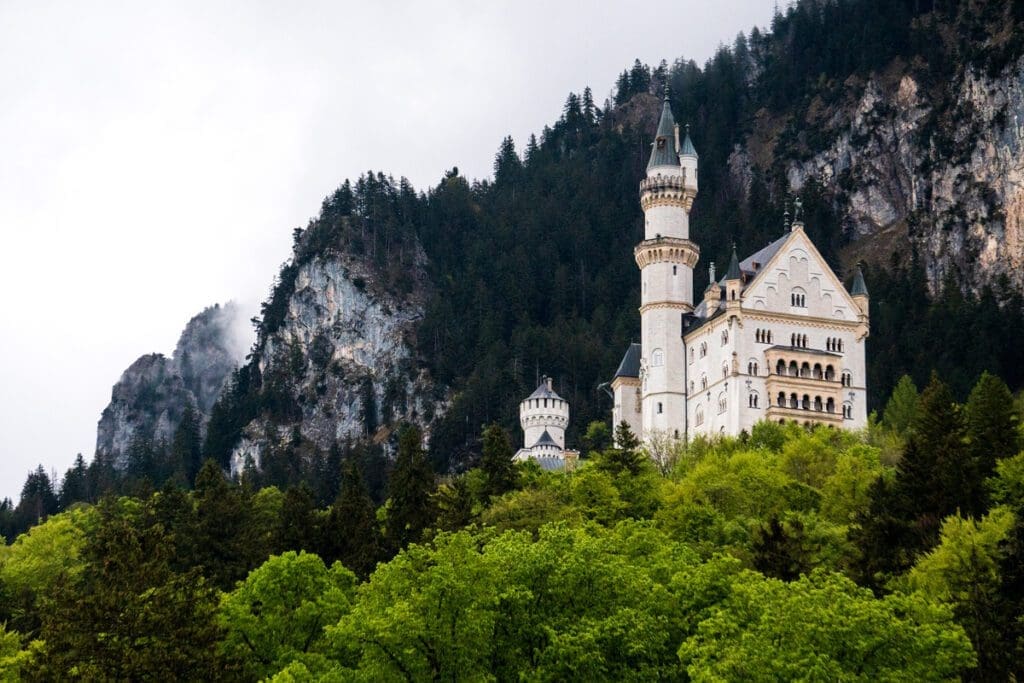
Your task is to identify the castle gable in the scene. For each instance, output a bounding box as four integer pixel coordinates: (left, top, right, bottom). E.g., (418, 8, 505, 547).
(740, 229, 858, 321)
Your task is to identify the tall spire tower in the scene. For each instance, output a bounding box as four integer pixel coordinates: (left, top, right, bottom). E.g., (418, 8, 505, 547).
(634, 92, 699, 440)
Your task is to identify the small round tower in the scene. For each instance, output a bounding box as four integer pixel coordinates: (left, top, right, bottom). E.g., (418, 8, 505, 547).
(519, 376, 569, 450)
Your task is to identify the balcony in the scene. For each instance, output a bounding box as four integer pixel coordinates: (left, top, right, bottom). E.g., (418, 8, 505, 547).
(634, 236, 699, 268)
(765, 403, 844, 426)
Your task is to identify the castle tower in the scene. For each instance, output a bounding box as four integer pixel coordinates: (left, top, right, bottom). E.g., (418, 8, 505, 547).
(634, 93, 699, 440)
(519, 376, 569, 451)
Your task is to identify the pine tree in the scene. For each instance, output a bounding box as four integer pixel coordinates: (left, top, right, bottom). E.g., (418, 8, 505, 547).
(14, 466, 58, 532)
(964, 372, 1020, 514)
(171, 403, 203, 485)
(480, 423, 516, 498)
(59, 453, 90, 508)
(387, 425, 436, 550)
(192, 460, 252, 589)
(277, 484, 319, 553)
(320, 457, 382, 578)
(882, 374, 920, 437)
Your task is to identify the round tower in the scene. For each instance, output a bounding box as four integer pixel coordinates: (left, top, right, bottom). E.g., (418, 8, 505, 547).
(636, 93, 699, 440)
(519, 376, 569, 450)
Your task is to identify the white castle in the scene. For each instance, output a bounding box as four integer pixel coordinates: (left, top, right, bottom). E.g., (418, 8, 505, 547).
(514, 376, 579, 470)
(611, 93, 869, 442)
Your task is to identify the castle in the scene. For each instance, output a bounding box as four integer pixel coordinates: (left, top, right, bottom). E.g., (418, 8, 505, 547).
(513, 376, 579, 470)
(610, 94, 869, 442)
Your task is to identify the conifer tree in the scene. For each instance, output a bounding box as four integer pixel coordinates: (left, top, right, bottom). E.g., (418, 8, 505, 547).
(192, 460, 252, 589)
(320, 457, 382, 578)
(882, 374, 920, 437)
(170, 403, 203, 485)
(480, 423, 516, 498)
(964, 372, 1020, 514)
(59, 454, 90, 508)
(387, 425, 436, 550)
(276, 484, 319, 554)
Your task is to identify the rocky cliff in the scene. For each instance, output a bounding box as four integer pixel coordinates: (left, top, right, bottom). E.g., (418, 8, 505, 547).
(96, 302, 247, 468)
(228, 234, 438, 474)
(731, 55, 1024, 295)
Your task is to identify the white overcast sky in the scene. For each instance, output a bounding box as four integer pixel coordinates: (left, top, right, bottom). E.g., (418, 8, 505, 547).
(0, 1, 774, 502)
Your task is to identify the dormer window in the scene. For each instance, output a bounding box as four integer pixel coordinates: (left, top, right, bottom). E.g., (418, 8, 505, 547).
(657, 138, 666, 149)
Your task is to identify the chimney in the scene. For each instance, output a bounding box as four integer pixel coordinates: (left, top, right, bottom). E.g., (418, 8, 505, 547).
(546, 376, 553, 391)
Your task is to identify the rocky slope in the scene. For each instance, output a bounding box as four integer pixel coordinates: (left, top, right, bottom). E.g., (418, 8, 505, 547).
(229, 240, 438, 474)
(96, 302, 247, 468)
(731, 54, 1024, 294)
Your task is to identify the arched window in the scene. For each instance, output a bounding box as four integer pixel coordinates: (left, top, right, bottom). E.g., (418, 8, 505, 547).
(802, 394, 810, 410)
(748, 361, 758, 376)
(826, 397, 836, 413)
(722, 363, 729, 379)
(756, 329, 762, 343)
(800, 362, 811, 378)
(814, 396, 823, 411)
(841, 371, 852, 387)
(701, 375, 708, 390)
(700, 342, 707, 358)
(718, 393, 727, 414)
(673, 265, 677, 275)
(814, 363, 823, 380)
(651, 349, 664, 367)
(776, 359, 786, 375)
(777, 391, 786, 406)
(791, 290, 806, 307)
(789, 361, 799, 377)
(695, 406, 705, 426)
(843, 403, 852, 418)
(825, 365, 835, 381)
(749, 392, 759, 408)
(789, 393, 799, 409)
(721, 330, 728, 345)
(543, 398, 548, 408)
(657, 402, 664, 414)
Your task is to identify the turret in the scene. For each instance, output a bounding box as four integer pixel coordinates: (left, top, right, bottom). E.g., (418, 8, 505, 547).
(678, 123, 698, 208)
(850, 266, 869, 318)
(724, 244, 742, 304)
(703, 261, 721, 312)
(519, 376, 569, 450)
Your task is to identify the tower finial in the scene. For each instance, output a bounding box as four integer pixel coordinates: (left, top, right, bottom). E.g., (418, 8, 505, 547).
(709, 261, 716, 283)
(793, 196, 803, 223)
(664, 81, 670, 101)
(783, 198, 791, 232)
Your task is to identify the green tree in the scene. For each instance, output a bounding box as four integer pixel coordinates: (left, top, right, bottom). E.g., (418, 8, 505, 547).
(170, 403, 203, 485)
(277, 484, 320, 554)
(219, 551, 357, 680)
(192, 460, 254, 589)
(679, 569, 975, 680)
(882, 374, 920, 437)
(964, 371, 1021, 514)
(33, 497, 220, 680)
(581, 420, 613, 455)
(480, 423, 516, 498)
(386, 425, 436, 549)
(319, 458, 383, 578)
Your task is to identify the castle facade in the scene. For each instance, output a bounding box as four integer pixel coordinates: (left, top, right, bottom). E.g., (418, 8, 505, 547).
(611, 95, 869, 442)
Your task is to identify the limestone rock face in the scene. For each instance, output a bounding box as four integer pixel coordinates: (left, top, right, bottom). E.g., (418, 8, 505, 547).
(95, 303, 247, 468)
(729, 56, 1024, 294)
(230, 247, 438, 474)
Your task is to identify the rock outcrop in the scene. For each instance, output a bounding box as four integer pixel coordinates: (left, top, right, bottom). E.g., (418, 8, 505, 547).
(96, 302, 248, 468)
(730, 55, 1024, 294)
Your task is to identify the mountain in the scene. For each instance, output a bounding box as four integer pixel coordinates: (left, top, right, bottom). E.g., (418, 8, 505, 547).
(98, 0, 1024, 485)
(96, 302, 247, 469)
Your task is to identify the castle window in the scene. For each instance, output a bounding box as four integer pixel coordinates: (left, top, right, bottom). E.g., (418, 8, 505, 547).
(841, 371, 852, 387)
(814, 363, 823, 380)
(695, 406, 705, 426)
(718, 393, 727, 414)
(777, 391, 785, 406)
(791, 290, 806, 307)
(673, 265, 677, 276)
(722, 363, 729, 379)
(721, 330, 728, 345)
(748, 361, 758, 376)
(701, 375, 708, 390)
(843, 403, 852, 419)
(657, 402, 663, 414)
(652, 349, 664, 367)
(814, 396, 823, 411)
(800, 362, 811, 378)
(700, 342, 707, 358)
(827, 397, 836, 413)
(749, 392, 759, 408)
(789, 361, 799, 377)
(825, 365, 836, 381)
(690, 348, 695, 363)
(776, 359, 785, 375)
(802, 394, 811, 410)
(790, 393, 799, 409)
(543, 399, 548, 408)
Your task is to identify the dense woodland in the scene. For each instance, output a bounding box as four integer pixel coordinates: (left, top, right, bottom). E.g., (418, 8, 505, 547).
(3, 0, 1024, 678)
(1, 371, 1022, 679)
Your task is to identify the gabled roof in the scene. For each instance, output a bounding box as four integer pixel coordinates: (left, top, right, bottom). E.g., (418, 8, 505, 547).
(528, 379, 562, 400)
(647, 97, 679, 170)
(614, 343, 642, 378)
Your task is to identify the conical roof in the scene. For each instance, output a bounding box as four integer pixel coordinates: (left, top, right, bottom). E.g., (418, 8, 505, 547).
(725, 244, 742, 280)
(614, 343, 642, 379)
(679, 123, 698, 158)
(851, 266, 869, 296)
(532, 430, 558, 448)
(528, 377, 562, 400)
(646, 97, 679, 170)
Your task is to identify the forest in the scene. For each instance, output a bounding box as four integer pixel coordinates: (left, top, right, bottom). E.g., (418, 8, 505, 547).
(1, 370, 1022, 680)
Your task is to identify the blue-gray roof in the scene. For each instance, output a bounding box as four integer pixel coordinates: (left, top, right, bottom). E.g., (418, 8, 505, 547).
(679, 124, 698, 158)
(533, 456, 566, 471)
(850, 266, 868, 296)
(532, 429, 558, 448)
(647, 98, 679, 170)
(614, 343, 642, 378)
(528, 378, 562, 400)
(725, 245, 742, 280)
